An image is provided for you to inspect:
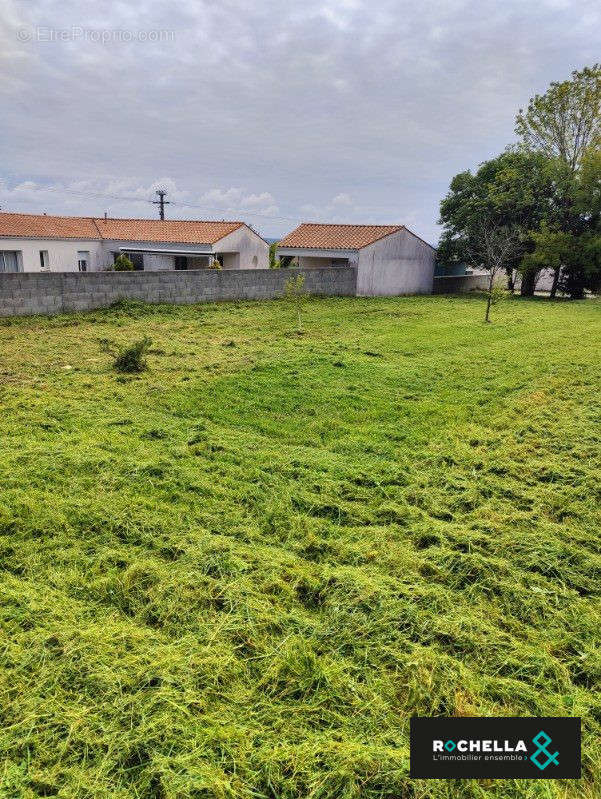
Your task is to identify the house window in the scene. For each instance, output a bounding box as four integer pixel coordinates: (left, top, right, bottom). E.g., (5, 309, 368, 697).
(331, 258, 349, 267)
(0, 251, 22, 272)
(77, 251, 90, 272)
(39, 250, 49, 269)
(174, 256, 188, 270)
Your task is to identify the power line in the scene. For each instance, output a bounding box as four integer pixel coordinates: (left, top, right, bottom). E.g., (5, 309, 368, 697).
(0, 182, 304, 223)
(168, 199, 303, 223)
(0, 178, 409, 227)
(0, 185, 160, 206)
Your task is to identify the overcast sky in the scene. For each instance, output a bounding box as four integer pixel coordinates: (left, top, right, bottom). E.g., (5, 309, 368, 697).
(1, 0, 599, 242)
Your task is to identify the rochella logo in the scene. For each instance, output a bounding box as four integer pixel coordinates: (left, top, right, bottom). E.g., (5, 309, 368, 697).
(530, 731, 559, 771)
(433, 739, 527, 754)
(432, 730, 559, 771)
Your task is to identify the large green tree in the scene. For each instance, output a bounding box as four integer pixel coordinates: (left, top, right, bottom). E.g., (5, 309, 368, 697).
(515, 64, 601, 173)
(521, 223, 601, 299)
(440, 65, 601, 299)
(514, 65, 601, 296)
(438, 150, 566, 294)
(522, 148, 601, 298)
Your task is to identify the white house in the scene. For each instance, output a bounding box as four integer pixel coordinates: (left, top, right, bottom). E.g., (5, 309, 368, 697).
(0, 213, 268, 273)
(277, 223, 436, 295)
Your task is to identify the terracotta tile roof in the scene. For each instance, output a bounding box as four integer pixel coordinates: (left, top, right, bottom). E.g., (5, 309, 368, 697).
(0, 213, 100, 240)
(94, 217, 244, 244)
(278, 223, 404, 250)
(0, 213, 245, 245)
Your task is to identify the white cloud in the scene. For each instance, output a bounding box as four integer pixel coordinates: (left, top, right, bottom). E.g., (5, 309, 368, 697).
(1, 0, 599, 242)
(0, 178, 282, 237)
(331, 193, 352, 206)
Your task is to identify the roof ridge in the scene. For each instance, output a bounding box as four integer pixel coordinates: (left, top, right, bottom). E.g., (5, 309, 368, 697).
(0, 211, 98, 220)
(92, 216, 245, 223)
(278, 222, 435, 251)
(0, 214, 252, 245)
(0, 211, 245, 224)
(300, 221, 402, 228)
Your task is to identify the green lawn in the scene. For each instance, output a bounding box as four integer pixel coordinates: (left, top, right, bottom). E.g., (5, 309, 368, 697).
(0, 294, 600, 799)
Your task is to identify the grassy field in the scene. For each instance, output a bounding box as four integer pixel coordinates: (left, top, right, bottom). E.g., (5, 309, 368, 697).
(0, 294, 600, 799)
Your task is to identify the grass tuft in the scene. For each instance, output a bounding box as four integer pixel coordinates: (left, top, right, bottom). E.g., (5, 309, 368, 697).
(109, 336, 152, 373)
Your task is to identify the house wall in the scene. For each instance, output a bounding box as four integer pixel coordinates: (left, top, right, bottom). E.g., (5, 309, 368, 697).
(298, 255, 358, 268)
(277, 248, 358, 270)
(356, 229, 436, 296)
(221, 252, 240, 269)
(144, 253, 174, 271)
(1, 226, 267, 273)
(101, 240, 213, 272)
(299, 256, 332, 268)
(432, 274, 490, 294)
(215, 226, 268, 269)
(0, 238, 104, 272)
(187, 256, 212, 270)
(0, 267, 357, 316)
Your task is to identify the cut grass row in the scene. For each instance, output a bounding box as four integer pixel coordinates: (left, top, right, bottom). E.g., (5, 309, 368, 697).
(0, 294, 599, 798)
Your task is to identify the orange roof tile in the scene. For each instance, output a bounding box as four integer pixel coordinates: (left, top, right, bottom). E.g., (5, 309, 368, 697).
(94, 217, 244, 244)
(278, 223, 404, 250)
(0, 213, 99, 239)
(0, 213, 245, 245)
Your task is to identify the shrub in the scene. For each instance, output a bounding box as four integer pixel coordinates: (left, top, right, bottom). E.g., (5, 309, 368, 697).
(100, 336, 152, 373)
(113, 254, 134, 272)
(269, 241, 281, 268)
(114, 338, 151, 372)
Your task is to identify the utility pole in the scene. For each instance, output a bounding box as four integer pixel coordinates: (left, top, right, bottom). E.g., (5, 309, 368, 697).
(153, 190, 170, 220)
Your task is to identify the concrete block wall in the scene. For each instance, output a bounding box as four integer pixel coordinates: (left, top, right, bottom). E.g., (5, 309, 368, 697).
(432, 274, 490, 294)
(0, 267, 358, 317)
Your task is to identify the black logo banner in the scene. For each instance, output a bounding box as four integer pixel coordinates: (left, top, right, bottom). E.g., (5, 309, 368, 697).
(410, 717, 581, 779)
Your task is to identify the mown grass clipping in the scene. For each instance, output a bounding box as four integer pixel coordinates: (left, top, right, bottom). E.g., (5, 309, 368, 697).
(0, 294, 599, 799)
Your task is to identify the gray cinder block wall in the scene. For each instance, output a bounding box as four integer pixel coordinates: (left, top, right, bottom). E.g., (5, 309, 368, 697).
(432, 274, 490, 294)
(0, 267, 358, 317)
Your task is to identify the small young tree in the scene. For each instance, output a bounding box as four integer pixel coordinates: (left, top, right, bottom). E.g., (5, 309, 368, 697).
(284, 273, 307, 334)
(113, 254, 134, 272)
(465, 224, 521, 322)
(269, 241, 281, 268)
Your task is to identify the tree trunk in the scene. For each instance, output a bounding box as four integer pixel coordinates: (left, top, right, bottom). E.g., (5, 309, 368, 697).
(520, 270, 536, 297)
(549, 266, 561, 299)
(506, 269, 515, 293)
(484, 294, 492, 322)
(484, 272, 494, 322)
(570, 284, 585, 300)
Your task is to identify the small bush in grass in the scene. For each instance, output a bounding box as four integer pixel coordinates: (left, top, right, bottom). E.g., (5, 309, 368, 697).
(101, 336, 152, 373)
(114, 337, 151, 372)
